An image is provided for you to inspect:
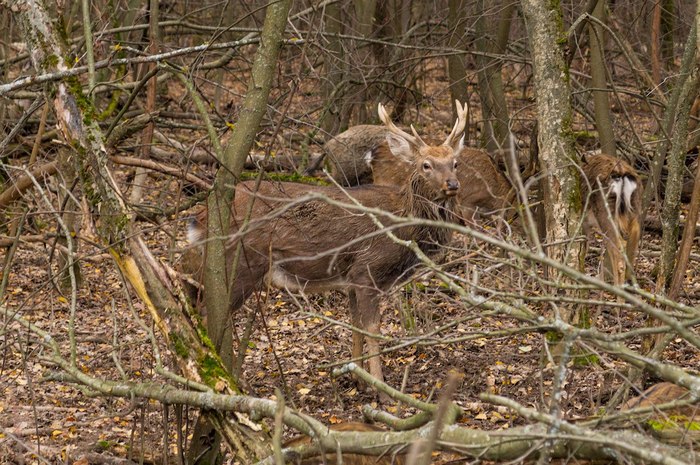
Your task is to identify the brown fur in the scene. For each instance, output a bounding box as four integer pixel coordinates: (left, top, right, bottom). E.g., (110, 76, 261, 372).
(325, 125, 517, 230)
(185, 103, 466, 388)
(581, 152, 642, 285)
(326, 125, 392, 186)
(371, 144, 514, 228)
(622, 382, 698, 420)
(284, 422, 405, 465)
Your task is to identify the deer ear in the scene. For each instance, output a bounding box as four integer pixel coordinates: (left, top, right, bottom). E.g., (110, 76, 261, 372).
(385, 133, 414, 163)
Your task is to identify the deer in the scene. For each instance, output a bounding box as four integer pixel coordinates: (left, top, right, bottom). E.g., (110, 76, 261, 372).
(323, 125, 532, 232)
(184, 101, 467, 393)
(580, 152, 642, 286)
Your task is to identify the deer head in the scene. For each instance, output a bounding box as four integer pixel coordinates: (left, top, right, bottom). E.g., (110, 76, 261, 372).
(377, 100, 466, 201)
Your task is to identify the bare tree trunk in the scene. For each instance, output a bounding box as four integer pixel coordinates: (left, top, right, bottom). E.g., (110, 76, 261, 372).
(475, 0, 512, 151)
(588, 0, 616, 156)
(521, 0, 582, 322)
(642, 22, 697, 223)
(354, 0, 377, 122)
(655, 62, 699, 292)
(447, 0, 469, 121)
(188, 1, 291, 463)
(651, 0, 662, 84)
(319, 1, 344, 137)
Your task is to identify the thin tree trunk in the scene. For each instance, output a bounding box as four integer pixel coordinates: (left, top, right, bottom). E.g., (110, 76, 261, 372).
(641, 21, 697, 224)
(188, 1, 291, 463)
(588, 0, 616, 156)
(475, 0, 512, 151)
(655, 68, 699, 292)
(521, 0, 582, 322)
(447, 0, 469, 122)
(651, 0, 662, 84)
(320, 1, 344, 137)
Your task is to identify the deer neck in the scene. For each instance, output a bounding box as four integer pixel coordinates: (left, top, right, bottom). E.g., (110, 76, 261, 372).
(399, 176, 456, 250)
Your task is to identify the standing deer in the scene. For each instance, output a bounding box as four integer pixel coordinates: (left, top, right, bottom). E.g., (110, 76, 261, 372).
(324, 125, 524, 230)
(581, 152, 642, 285)
(186, 101, 467, 390)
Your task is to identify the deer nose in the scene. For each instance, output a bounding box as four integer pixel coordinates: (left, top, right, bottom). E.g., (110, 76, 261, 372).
(445, 179, 460, 195)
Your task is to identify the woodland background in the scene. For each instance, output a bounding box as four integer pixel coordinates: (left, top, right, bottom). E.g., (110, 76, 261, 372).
(1, 0, 700, 464)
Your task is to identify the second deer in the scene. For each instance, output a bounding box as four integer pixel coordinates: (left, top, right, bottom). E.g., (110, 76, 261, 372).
(581, 152, 642, 285)
(324, 124, 527, 231)
(185, 101, 467, 391)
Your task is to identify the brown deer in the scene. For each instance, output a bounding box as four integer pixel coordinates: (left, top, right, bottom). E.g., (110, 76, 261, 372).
(284, 422, 405, 465)
(185, 101, 467, 389)
(325, 125, 522, 231)
(581, 152, 642, 285)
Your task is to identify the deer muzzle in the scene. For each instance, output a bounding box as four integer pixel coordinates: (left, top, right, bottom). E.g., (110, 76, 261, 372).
(444, 178, 460, 196)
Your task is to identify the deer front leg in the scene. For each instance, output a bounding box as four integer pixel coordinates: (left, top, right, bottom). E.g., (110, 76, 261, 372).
(348, 290, 365, 364)
(353, 288, 383, 384)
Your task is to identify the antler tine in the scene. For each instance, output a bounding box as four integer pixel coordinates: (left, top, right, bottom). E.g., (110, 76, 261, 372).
(409, 125, 428, 147)
(377, 103, 423, 147)
(443, 99, 469, 147)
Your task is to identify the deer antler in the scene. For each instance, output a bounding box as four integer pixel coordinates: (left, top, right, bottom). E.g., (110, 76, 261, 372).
(443, 100, 469, 147)
(377, 103, 427, 148)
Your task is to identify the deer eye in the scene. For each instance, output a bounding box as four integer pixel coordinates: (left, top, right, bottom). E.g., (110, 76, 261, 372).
(453, 160, 458, 169)
(422, 161, 432, 171)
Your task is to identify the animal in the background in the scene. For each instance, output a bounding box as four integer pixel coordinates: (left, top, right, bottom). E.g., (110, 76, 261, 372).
(581, 152, 642, 285)
(185, 101, 467, 389)
(324, 124, 523, 231)
(283, 422, 405, 465)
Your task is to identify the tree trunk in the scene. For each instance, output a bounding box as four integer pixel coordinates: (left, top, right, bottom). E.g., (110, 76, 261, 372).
(188, 1, 291, 463)
(642, 22, 697, 223)
(588, 0, 616, 156)
(520, 0, 582, 321)
(319, 1, 344, 137)
(447, 0, 469, 122)
(475, 0, 512, 151)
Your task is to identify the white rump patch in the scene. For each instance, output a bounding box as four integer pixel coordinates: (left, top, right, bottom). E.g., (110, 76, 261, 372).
(609, 178, 624, 214)
(187, 220, 203, 244)
(622, 177, 637, 212)
(363, 149, 374, 167)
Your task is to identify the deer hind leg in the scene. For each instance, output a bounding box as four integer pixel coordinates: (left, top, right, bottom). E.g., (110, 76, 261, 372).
(623, 215, 641, 283)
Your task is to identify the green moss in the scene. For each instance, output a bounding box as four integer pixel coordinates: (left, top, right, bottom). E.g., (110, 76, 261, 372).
(572, 352, 599, 367)
(545, 330, 561, 343)
(65, 75, 96, 127)
(198, 352, 230, 387)
(171, 332, 190, 359)
(239, 171, 330, 185)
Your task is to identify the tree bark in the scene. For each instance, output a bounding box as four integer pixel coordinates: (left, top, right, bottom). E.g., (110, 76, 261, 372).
(475, 0, 512, 151)
(189, 1, 291, 463)
(447, 0, 469, 122)
(588, 0, 616, 156)
(520, 0, 583, 315)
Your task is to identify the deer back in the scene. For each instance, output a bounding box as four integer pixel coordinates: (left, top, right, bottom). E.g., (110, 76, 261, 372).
(326, 125, 391, 186)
